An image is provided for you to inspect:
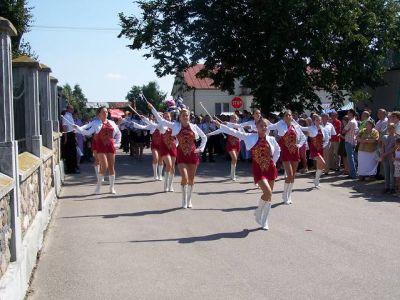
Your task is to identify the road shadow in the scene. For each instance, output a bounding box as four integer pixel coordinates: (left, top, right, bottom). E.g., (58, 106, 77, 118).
(123, 228, 262, 244)
(62, 207, 182, 219)
(330, 178, 400, 203)
(192, 206, 257, 212)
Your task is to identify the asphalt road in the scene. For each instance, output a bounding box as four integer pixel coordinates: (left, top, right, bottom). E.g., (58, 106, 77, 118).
(28, 150, 400, 300)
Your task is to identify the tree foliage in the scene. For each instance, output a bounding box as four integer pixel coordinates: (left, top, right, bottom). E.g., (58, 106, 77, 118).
(61, 84, 90, 119)
(119, 0, 400, 112)
(0, 0, 37, 58)
(126, 81, 166, 113)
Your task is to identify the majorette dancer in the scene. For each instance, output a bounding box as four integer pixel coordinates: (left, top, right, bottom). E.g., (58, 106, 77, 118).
(158, 112, 178, 192)
(214, 118, 281, 230)
(148, 102, 207, 209)
(124, 116, 164, 181)
(127, 113, 178, 192)
(300, 114, 332, 188)
(267, 110, 306, 205)
(207, 114, 243, 181)
(74, 106, 121, 194)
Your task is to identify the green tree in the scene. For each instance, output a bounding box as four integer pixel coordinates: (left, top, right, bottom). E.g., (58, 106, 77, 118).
(126, 81, 166, 113)
(0, 0, 37, 58)
(61, 84, 90, 119)
(119, 0, 400, 112)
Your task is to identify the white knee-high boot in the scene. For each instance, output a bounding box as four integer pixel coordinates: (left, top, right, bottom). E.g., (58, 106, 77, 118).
(187, 185, 193, 208)
(231, 163, 237, 181)
(109, 175, 116, 194)
(158, 164, 163, 181)
(152, 164, 158, 180)
(260, 201, 272, 230)
(283, 182, 290, 204)
(255, 198, 265, 225)
(181, 185, 188, 208)
(314, 170, 323, 188)
(164, 172, 170, 192)
(94, 165, 99, 179)
(168, 172, 174, 192)
(287, 183, 293, 204)
(95, 175, 104, 194)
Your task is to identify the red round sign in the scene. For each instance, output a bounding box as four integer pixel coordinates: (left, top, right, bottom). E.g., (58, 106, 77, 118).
(231, 97, 243, 109)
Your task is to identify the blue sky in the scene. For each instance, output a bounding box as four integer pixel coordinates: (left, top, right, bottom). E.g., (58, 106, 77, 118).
(25, 0, 175, 102)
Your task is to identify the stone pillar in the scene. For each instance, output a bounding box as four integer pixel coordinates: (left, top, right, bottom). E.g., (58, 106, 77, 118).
(39, 64, 53, 149)
(50, 76, 59, 132)
(0, 17, 21, 261)
(12, 56, 42, 158)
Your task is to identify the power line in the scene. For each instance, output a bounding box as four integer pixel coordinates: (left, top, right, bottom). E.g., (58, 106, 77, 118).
(32, 25, 120, 31)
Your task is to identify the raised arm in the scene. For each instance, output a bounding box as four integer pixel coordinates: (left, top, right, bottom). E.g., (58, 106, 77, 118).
(219, 124, 251, 140)
(148, 103, 174, 128)
(73, 121, 97, 136)
(131, 122, 156, 131)
(206, 128, 224, 137)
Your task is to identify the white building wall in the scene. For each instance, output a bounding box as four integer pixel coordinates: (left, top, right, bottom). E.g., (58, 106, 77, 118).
(181, 89, 254, 115)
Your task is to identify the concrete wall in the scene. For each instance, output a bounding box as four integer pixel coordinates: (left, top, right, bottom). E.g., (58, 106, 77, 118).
(0, 17, 63, 300)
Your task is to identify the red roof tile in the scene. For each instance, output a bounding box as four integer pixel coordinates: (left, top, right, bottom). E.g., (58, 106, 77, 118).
(183, 64, 217, 89)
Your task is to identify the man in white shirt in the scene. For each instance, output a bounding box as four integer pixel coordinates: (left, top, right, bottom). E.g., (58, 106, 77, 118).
(62, 105, 78, 173)
(321, 113, 337, 174)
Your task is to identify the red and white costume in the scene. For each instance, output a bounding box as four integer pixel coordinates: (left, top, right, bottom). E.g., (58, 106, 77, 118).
(207, 125, 243, 180)
(75, 119, 121, 194)
(267, 120, 306, 162)
(301, 124, 331, 188)
(77, 119, 121, 153)
(267, 120, 306, 205)
(151, 107, 207, 208)
(219, 124, 280, 230)
(219, 125, 280, 183)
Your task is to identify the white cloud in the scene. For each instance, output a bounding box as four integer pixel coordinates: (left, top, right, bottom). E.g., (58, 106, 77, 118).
(106, 73, 123, 80)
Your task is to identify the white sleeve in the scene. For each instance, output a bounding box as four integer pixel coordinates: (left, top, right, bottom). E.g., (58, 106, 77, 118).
(271, 138, 281, 164)
(75, 121, 96, 136)
(207, 128, 224, 137)
(297, 128, 307, 147)
(151, 107, 174, 128)
(113, 126, 122, 145)
(267, 122, 278, 131)
(132, 122, 155, 131)
(220, 124, 251, 139)
(300, 126, 311, 132)
(226, 122, 243, 129)
(195, 125, 208, 152)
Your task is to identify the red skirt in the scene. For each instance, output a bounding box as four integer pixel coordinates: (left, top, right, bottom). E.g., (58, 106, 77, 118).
(278, 140, 300, 162)
(252, 160, 278, 183)
(176, 148, 199, 165)
(150, 133, 162, 151)
(310, 133, 324, 159)
(226, 136, 241, 153)
(151, 140, 161, 151)
(310, 143, 323, 159)
(96, 141, 116, 154)
(160, 141, 177, 157)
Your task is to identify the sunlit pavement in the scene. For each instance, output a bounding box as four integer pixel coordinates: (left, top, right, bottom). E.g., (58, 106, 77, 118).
(28, 150, 400, 300)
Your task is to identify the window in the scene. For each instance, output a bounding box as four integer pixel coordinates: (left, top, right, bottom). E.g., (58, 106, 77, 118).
(223, 103, 230, 113)
(215, 103, 230, 115)
(215, 103, 222, 115)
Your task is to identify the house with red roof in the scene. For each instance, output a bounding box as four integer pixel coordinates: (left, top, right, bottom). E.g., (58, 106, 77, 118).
(171, 64, 254, 115)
